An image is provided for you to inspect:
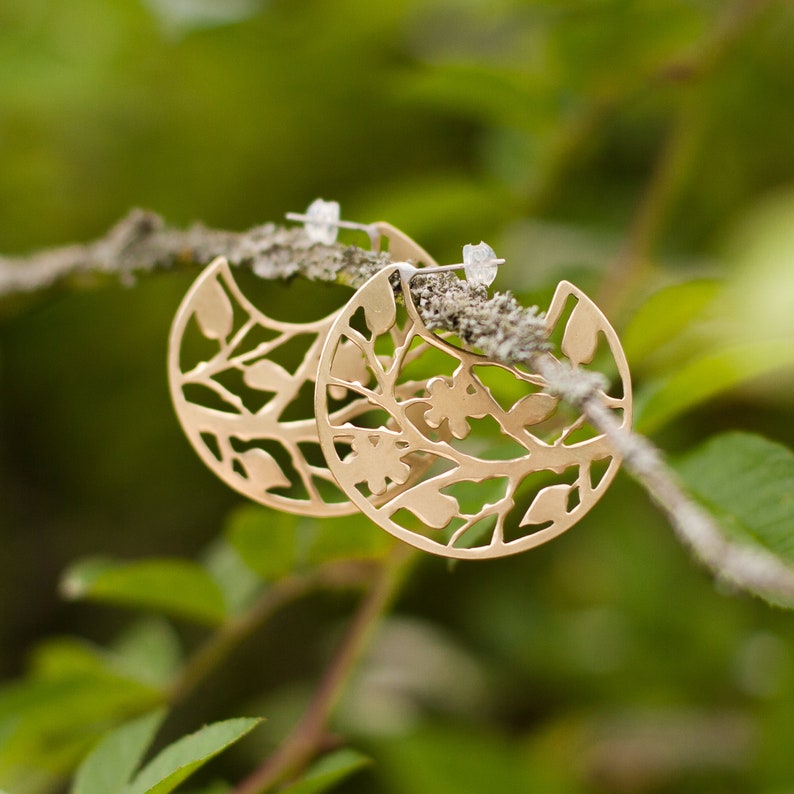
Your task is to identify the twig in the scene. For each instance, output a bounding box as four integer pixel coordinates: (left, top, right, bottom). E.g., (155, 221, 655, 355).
(538, 359, 794, 603)
(0, 209, 386, 300)
(168, 563, 377, 706)
(5, 209, 794, 603)
(598, 0, 777, 313)
(232, 545, 414, 794)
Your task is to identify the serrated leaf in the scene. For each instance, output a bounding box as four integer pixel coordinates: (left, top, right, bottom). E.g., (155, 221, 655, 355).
(71, 709, 165, 794)
(194, 276, 233, 341)
(0, 671, 161, 785)
(622, 278, 721, 364)
(635, 340, 794, 434)
(278, 749, 370, 794)
(61, 558, 228, 626)
(122, 718, 262, 794)
(675, 432, 794, 567)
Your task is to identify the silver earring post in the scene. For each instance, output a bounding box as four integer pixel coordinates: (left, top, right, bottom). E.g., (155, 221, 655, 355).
(286, 198, 381, 249)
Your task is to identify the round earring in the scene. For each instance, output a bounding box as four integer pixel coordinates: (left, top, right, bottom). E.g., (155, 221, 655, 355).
(314, 254, 632, 559)
(167, 200, 438, 516)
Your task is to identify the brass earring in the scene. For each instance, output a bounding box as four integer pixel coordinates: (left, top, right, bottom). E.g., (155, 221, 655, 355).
(167, 200, 438, 516)
(314, 254, 632, 559)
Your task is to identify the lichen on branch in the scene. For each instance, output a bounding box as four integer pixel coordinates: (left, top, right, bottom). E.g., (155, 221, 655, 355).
(3, 209, 794, 603)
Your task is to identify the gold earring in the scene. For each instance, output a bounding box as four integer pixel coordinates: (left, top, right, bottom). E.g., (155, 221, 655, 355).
(314, 252, 632, 559)
(167, 200, 437, 516)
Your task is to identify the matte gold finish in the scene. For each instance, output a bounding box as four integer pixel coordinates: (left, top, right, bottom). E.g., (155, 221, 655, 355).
(168, 224, 437, 516)
(315, 265, 632, 559)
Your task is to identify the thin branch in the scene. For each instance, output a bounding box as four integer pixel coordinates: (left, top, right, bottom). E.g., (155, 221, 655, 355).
(0, 209, 386, 299)
(538, 358, 794, 603)
(232, 545, 415, 794)
(598, 0, 777, 313)
(6, 209, 794, 603)
(169, 562, 380, 706)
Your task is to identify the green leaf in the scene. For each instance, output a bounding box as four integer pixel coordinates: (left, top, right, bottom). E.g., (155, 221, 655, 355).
(373, 724, 568, 794)
(178, 784, 230, 794)
(202, 540, 263, 616)
(635, 340, 794, 434)
(675, 432, 794, 566)
(71, 709, 165, 794)
(622, 278, 721, 364)
(227, 506, 393, 583)
(122, 718, 262, 794)
(61, 558, 228, 626)
(0, 672, 161, 786)
(30, 638, 118, 681)
(112, 619, 183, 689)
(226, 507, 299, 582)
(303, 513, 393, 567)
(278, 749, 370, 794)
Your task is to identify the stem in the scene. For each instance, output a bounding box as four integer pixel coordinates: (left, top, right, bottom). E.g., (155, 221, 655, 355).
(169, 562, 377, 705)
(597, 97, 702, 314)
(598, 0, 776, 314)
(232, 545, 415, 794)
(0, 209, 386, 303)
(582, 392, 794, 601)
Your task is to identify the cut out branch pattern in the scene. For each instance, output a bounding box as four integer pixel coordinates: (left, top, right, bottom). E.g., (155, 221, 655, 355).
(316, 266, 633, 559)
(168, 223, 441, 516)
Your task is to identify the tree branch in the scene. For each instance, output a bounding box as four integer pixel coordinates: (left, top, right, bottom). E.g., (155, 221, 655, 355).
(0, 209, 386, 299)
(232, 546, 415, 794)
(4, 210, 794, 604)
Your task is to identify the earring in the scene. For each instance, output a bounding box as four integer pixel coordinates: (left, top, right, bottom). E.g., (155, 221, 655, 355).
(167, 200, 438, 516)
(314, 250, 632, 559)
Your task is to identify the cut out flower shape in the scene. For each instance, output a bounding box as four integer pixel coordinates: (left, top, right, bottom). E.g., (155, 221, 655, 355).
(423, 373, 490, 439)
(348, 432, 411, 496)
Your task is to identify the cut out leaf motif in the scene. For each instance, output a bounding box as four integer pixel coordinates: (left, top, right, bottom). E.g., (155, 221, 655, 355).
(363, 276, 397, 337)
(394, 481, 460, 529)
(243, 359, 292, 393)
(330, 340, 371, 400)
(194, 277, 234, 341)
(235, 448, 291, 491)
(519, 483, 572, 527)
(561, 299, 601, 366)
(511, 392, 559, 427)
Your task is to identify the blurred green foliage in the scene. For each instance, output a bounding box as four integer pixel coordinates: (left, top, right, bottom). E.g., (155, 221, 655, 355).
(3, 0, 794, 792)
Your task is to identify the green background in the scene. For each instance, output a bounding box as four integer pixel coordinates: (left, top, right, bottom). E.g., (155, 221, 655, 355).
(2, 1, 794, 792)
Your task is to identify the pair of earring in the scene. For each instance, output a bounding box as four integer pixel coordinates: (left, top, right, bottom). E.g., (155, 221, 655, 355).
(168, 200, 632, 560)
